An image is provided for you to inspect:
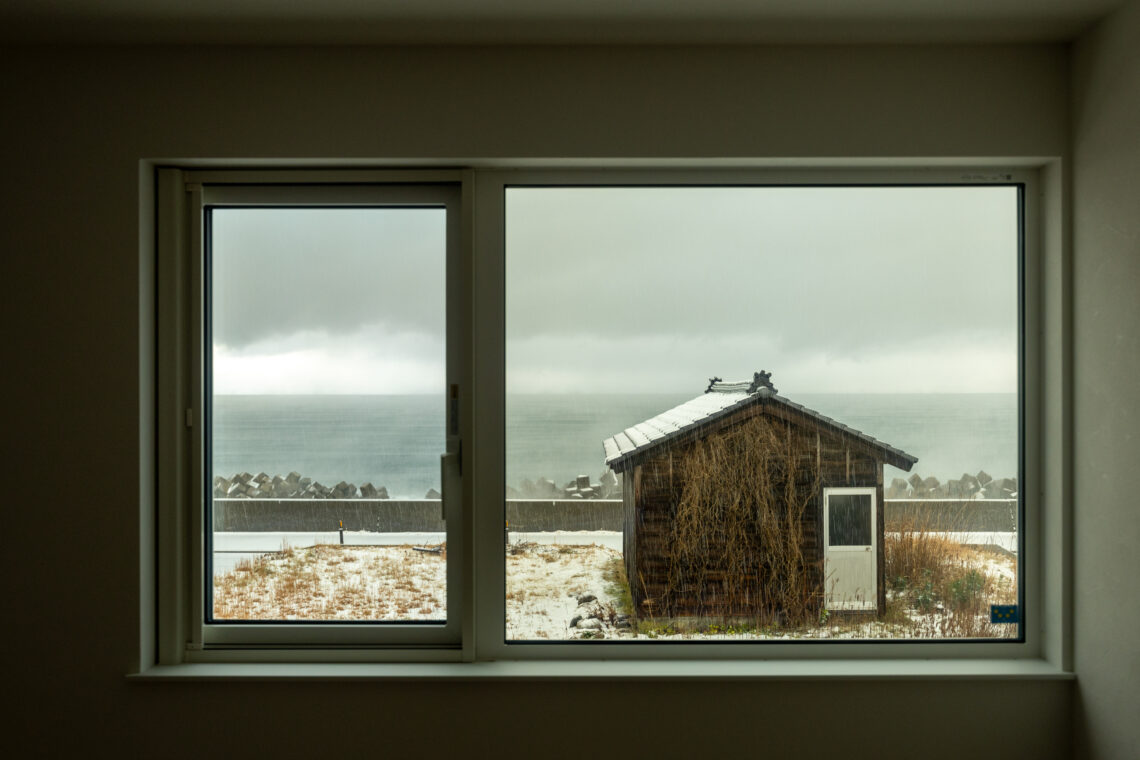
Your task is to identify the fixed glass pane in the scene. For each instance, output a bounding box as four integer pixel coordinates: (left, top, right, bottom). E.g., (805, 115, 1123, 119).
(505, 185, 1020, 642)
(208, 207, 447, 623)
(828, 495, 873, 547)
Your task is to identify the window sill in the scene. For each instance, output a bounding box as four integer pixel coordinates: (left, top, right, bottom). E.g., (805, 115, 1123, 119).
(131, 658, 1072, 682)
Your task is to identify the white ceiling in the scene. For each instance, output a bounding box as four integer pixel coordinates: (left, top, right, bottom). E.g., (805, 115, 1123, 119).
(0, 0, 1126, 44)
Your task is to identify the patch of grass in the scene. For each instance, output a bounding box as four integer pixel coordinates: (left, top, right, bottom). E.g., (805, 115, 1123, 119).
(602, 557, 634, 619)
(949, 569, 986, 611)
(637, 620, 679, 638)
(213, 544, 445, 621)
(703, 622, 756, 636)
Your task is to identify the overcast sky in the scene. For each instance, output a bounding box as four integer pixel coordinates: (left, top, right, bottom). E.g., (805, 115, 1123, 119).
(211, 186, 1018, 395)
(211, 207, 445, 394)
(507, 186, 1018, 394)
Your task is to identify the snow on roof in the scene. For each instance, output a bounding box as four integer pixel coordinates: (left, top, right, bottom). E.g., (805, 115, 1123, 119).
(602, 371, 917, 472)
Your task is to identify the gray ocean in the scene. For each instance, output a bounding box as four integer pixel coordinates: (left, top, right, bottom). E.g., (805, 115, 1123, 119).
(212, 393, 1017, 500)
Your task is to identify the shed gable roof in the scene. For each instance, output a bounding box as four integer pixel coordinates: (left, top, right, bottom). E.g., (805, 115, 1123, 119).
(602, 372, 918, 472)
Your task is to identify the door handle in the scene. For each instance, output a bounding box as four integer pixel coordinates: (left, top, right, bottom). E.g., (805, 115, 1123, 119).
(440, 449, 462, 522)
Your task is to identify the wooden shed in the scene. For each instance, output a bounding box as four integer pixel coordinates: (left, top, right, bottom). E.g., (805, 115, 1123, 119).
(603, 372, 917, 621)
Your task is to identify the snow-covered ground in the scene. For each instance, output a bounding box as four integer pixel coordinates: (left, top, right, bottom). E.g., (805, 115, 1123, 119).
(505, 541, 626, 640)
(213, 531, 446, 573)
(213, 530, 1018, 639)
(213, 543, 447, 621)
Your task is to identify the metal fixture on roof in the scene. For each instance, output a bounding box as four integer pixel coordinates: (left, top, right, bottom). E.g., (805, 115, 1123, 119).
(706, 370, 777, 395)
(748, 370, 777, 394)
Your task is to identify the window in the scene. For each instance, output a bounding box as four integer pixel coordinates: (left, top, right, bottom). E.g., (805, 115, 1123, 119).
(497, 179, 1024, 647)
(157, 171, 465, 655)
(154, 165, 1051, 667)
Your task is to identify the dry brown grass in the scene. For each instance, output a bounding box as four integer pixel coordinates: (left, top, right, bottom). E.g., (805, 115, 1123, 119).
(886, 519, 970, 592)
(213, 543, 446, 621)
(879, 518, 1018, 639)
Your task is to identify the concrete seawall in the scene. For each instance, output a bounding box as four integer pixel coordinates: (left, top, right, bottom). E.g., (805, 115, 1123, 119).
(214, 498, 1016, 532)
(213, 498, 624, 532)
(214, 499, 447, 532)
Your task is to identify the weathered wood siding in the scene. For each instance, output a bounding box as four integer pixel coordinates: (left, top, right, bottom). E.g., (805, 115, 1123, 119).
(622, 468, 637, 595)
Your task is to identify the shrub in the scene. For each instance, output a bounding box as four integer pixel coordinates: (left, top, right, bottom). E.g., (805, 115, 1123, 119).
(949, 569, 986, 611)
(883, 514, 1016, 638)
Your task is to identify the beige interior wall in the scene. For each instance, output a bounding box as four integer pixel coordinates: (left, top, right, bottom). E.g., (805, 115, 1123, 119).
(2, 43, 1083, 758)
(1071, 2, 1140, 758)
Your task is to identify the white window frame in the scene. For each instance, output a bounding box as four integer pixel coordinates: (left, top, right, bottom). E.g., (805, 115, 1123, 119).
(155, 168, 471, 662)
(476, 167, 1042, 663)
(144, 162, 1068, 675)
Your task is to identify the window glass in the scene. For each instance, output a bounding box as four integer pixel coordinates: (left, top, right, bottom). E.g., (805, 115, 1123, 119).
(505, 186, 1020, 642)
(828, 494, 873, 547)
(208, 206, 448, 623)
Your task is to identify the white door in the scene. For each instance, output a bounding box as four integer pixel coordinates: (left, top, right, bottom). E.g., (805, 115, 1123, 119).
(823, 488, 877, 611)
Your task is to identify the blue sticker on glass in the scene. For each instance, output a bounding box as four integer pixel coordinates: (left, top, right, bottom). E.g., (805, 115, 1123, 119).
(990, 604, 1019, 624)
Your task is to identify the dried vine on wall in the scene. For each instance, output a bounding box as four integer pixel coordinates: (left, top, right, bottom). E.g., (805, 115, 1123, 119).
(661, 416, 822, 625)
